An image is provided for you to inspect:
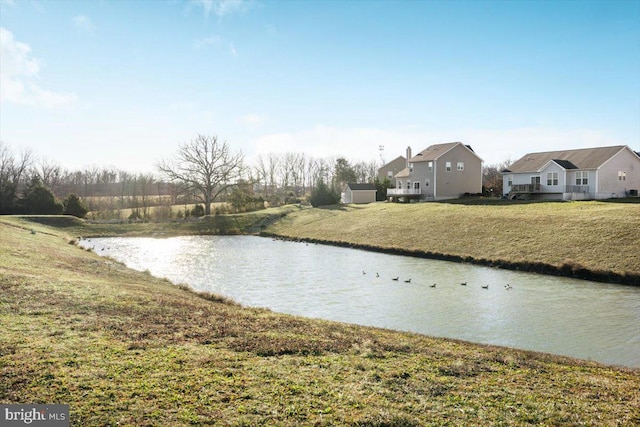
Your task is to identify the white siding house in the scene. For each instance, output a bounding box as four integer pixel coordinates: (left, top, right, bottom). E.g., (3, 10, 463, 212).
(502, 145, 640, 200)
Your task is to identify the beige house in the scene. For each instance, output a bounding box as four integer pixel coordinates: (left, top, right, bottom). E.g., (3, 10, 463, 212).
(387, 142, 483, 201)
(342, 183, 377, 204)
(502, 145, 640, 200)
(377, 156, 406, 188)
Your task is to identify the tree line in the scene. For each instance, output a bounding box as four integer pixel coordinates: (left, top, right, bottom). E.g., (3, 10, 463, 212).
(0, 136, 385, 218)
(1, 136, 508, 219)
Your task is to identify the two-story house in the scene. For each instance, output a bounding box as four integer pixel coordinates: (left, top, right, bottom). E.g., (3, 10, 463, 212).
(502, 145, 640, 200)
(387, 142, 483, 202)
(377, 156, 406, 188)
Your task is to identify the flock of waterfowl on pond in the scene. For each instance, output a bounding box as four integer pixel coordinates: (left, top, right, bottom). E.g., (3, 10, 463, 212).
(363, 271, 513, 290)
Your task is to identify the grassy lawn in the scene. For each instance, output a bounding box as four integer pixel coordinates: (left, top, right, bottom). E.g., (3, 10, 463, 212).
(264, 200, 640, 283)
(1, 212, 640, 426)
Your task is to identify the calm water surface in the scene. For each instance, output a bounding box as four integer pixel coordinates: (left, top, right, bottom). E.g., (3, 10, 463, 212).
(82, 235, 640, 368)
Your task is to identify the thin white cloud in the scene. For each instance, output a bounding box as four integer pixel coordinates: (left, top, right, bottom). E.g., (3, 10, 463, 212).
(238, 113, 266, 127)
(0, 27, 77, 108)
(248, 125, 615, 167)
(191, 0, 249, 19)
(250, 126, 404, 164)
(72, 15, 95, 33)
(193, 34, 238, 57)
(193, 35, 222, 49)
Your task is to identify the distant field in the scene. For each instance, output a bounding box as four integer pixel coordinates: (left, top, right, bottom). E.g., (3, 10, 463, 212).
(86, 201, 231, 220)
(265, 200, 640, 281)
(2, 205, 299, 238)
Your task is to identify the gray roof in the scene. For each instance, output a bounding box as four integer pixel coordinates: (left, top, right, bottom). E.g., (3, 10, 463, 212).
(409, 142, 481, 162)
(347, 183, 376, 191)
(395, 167, 410, 178)
(409, 142, 460, 162)
(504, 145, 628, 173)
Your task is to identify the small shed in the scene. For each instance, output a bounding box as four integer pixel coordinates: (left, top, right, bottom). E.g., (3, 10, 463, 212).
(343, 183, 377, 204)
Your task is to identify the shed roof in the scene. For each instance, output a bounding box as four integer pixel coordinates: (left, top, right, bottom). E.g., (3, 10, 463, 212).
(347, 183, 377, 191)
(505, 146, 628, 173)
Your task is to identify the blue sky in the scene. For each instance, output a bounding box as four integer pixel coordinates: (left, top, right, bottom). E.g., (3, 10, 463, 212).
(1, 0, 639, 172)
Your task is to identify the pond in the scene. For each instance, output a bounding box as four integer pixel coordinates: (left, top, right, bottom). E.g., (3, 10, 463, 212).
(81, 235, 640, 368)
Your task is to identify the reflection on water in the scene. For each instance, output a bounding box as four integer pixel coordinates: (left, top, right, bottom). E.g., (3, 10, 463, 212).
(82, 235, 640, 368)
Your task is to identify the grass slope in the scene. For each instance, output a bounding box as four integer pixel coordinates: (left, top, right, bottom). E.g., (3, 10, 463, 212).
(1, 217, 639, 426)
(264, 201, 640, 283)
(2, 206, 299, 239)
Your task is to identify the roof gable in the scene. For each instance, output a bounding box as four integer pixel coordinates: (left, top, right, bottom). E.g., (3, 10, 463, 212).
(506, 145, 627, 173)
(543, 159, 579, 170)
(552, 159, 578, 169)
(379, 156, 406, 169)
(395, 167, 410, 178)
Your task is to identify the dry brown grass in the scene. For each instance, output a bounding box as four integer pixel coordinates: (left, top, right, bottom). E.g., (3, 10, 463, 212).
(265, 200, 640, 281)
(1, 216, 639, 425)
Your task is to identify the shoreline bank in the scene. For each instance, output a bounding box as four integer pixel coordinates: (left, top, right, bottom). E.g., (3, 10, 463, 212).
(260, 232, 640, 286)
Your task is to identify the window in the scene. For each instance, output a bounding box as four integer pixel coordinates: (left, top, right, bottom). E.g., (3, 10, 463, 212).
(409, 162, 414, 172)
(576, 171, 588, 185)
(619, 171, 627, 181)
(457, 162, 464, 171)
(547, 172, 558, 186)
(428, 161, 433, 172)
(446, 161, 452, 172)
(397, 180, 402, 189)
(413, 182, 420, 190)
(387, 170, 393, 178)
(407, 181, 411, 189)
(507, 175, 513, 187)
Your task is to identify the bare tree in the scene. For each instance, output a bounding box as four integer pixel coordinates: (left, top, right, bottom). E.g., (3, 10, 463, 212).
(483, 158, 511, 197)
(138, 173, 156, 218)
(0, 142, 33, 214)
(158, 134, 244, 215)
(33, 158, 63, 196)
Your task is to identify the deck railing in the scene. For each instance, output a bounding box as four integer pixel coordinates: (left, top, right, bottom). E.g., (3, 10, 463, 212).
(387, 188, 422, 196)
(510, 184, 541, 193)
(565, 185, 589, 193)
